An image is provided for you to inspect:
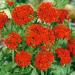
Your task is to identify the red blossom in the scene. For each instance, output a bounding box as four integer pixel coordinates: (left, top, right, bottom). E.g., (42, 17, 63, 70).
(37, 2, 58, 23)
(53, 24, 71, 40)
(0, 12, 8, 30)
(6, 0, 15, 6)
(26, 24, 55, 47)
(35, 49, 54, 71)
(4, 32, 22, 50)
(12, 5, 34, 25)
(26, 24, 43, 47)
(67, 38, 75, 56)
(15, 50, 32, 67)
(57, 9, 70, 23)
(9, 32, 22, 43)
(42, 28, 55, 45)
(4, 37, 18, 49)
(56, 48, 71, 65)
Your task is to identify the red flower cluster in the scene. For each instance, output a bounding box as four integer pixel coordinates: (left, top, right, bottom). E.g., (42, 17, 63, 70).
(0, 12, 8, 30)
(6, 0, 15, 6)
(37, 2, 58, 23)
(42, 28, 55, 45)
(26, 24, 55, 47)
(67, 38, 75, 56)
(57, 9, 70, 23)
(12, 5, 34, 25)
(37, 2, 69, 24)
(15, 50, 32, 67)
(53, 24, 71, 39)
(4, 32, 22, 50)
(9, 32, 22, 43)
(56, 48, 71, 65)
(35, 48, 54, 71)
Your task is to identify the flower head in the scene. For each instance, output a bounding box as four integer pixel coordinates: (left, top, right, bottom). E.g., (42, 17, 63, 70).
(0, 12, 8, 30)
(42, 28, 55, 45)
(4, 32, 22, 50)
(26, 24, 43, 47)
(6, 0, 15, 6)
(12, 5, 34, 25)
(67, 38, 75, 56)
(37, 2, 58, 23)
(56, 48, 71, 65)
(9, 32, 22, 43)
(57, 9, 70, 23)
(53, 24, 71, 40)
(35, 48, 54, 71)
(15, 50, 32, 67)
(4, 37, 18, 49)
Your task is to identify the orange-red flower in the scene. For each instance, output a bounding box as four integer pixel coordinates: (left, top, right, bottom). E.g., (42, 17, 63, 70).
(53, 24, 71, 40)
(15, 50, 32, 67)
(26, 24, 43, 47)
(35, 49, 54, 71)
(26, 24, 55, 47)
(4, 32, 22, 50)
(12, 5, 34, 25)
(0, 12, 8, 30)
(42, 27, 55, 45)
(57, 9, 70, 23)
(4, 37, 18, 49)
(37, 2, 58, 23)
(6, 0, 15, 6)
(56, 48, 71, 65)
(67, 38, 75, 56)
(9, 32, 22, 43)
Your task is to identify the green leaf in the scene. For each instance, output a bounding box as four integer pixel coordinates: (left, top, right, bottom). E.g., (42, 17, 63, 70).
(0, 51, 3, 60)
(10, 73, 21, 75)
(54, 0, 69, 8)
(31, 68, 38, 75)
(5, 72, 10, 75)
(51, 64, 69, 75)
(14, 68, 20, 73)
(70, 72, 75, 75)
(41, 71, 44, 75)
(24, 66, 32, 74)
(71, 31, 75, 38)
(2, 47, 10, 54)
(0, 62, 17, 72)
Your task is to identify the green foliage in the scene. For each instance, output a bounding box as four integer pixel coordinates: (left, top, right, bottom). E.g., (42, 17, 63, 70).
(54, 0, 69, 8)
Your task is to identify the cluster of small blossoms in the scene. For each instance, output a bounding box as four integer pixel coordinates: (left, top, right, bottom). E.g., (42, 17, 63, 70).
(26, 24, 55, 48)
(56, 48, 71, 65)
(37, 2, 58, 23)
(0, 2, 75, 72)
(0, 12, 8, 30)
(53, 24, 71, 40)
(12, 5, 34, 25)
(15, 50, 32, 67)
(67, 39, 75, 56)
(35, 46, 54, 71)
(6, 0, 15, 7)
(4, 32, 22, 50)
(57, 9, 70, 23)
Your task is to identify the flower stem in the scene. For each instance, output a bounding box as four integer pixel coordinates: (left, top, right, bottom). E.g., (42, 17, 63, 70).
(41, 71, 44, 75)
(44, 71, 47, 75)
(21, 67, 24, 74)
(30, 64, 34, 69)
(22, 67, 24, 72)
(12, 50, 14, 62)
